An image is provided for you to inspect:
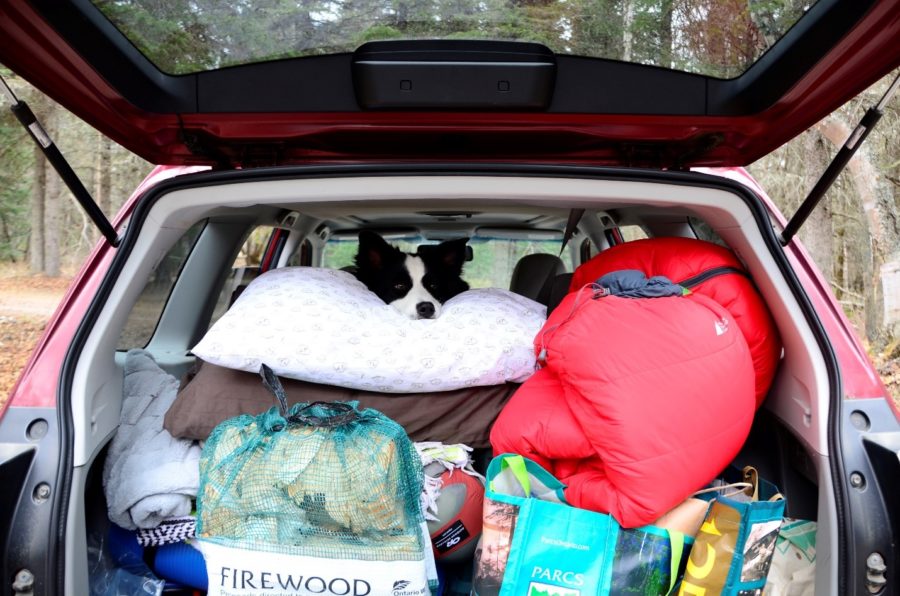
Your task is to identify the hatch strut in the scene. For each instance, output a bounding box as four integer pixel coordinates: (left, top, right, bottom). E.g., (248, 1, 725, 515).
(780, 72, 900, 247)
(0, 74, 120, 247)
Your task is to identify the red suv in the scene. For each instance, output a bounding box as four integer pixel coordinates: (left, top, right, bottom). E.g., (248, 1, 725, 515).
(0, 1, 898, 594)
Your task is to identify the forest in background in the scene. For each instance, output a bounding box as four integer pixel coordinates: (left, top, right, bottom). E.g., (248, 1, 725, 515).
(0, 0, 898, 384)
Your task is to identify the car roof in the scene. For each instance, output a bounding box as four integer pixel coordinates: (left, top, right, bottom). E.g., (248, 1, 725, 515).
(1, 0, 898, 168)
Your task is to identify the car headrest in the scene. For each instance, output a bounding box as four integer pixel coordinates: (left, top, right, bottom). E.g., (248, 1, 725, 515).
(509, 253, 567, 306)
(546, 273, 574, 314)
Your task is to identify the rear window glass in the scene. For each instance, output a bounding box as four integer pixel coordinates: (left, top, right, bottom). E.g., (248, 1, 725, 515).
(689, 216, 728, 247)
(92, 0, 814, 79)
(323, 234, 574, 289)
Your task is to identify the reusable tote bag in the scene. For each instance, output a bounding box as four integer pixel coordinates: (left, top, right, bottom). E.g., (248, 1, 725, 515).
(472, 454, 689, 596)
(678, 466, 786, 596)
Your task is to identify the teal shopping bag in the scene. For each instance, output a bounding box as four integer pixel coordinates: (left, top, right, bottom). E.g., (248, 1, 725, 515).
(473, 454, 689, 596)
(678, 466, 786, 596)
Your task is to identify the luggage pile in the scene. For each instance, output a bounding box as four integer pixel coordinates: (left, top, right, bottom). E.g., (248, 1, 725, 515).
(101, 265, 547, 595)
(481, 237, 793, 594)
(97, 237, 810, 596)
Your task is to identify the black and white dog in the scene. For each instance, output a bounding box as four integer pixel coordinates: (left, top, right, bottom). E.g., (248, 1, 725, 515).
(354, 230, 469, 319)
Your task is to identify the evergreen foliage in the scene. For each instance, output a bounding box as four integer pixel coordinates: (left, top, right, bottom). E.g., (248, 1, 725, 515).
(92, 0, 809, 77)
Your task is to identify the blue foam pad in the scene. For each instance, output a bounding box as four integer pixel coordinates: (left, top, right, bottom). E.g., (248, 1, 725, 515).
(153, 541, 208, 591)
(106, 524, 144, 567)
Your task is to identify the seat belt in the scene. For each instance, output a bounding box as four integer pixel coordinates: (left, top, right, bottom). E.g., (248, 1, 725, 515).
(559, 208, 585, 257)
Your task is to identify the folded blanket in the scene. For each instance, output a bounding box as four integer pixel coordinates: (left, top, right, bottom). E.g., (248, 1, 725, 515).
(136, 516, 197, 547)
(102, 349, 201, 529)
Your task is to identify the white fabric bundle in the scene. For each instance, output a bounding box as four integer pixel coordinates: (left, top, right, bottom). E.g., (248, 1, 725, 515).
(192, 267, 545, 393)
(103, 349, 201, 529)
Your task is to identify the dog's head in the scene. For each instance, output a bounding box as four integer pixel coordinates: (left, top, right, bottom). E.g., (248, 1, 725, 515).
(354, 231, 470, 319)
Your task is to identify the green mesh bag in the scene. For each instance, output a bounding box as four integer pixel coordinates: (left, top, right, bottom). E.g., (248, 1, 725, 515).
(197, 365, 436, 596)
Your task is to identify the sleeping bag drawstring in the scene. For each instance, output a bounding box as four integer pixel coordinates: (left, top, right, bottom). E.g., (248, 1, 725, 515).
(536, 282, 607, 368)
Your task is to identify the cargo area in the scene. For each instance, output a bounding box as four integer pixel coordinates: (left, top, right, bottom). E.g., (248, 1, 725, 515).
(65, 170, 834, 595)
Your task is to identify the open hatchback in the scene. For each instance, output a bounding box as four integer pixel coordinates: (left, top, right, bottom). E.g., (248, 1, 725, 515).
(1, 0, 899, 594)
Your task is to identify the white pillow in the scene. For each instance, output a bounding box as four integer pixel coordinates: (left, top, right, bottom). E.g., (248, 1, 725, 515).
(192, 267, 546, 392)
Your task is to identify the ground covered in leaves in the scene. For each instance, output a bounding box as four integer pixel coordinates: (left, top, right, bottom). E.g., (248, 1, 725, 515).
(0, 269, 73, 409)
(875, 349, 900, 411)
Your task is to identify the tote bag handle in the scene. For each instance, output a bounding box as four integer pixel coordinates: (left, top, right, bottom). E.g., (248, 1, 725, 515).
(493, 454, 531, 496)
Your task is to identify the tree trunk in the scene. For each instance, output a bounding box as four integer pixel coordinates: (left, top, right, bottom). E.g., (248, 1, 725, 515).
(95, 133, 112, 215)
(43, 166, 62, 277)
(27, 92, 48, 274)
(659, 0, 673, 68)
(28, 141, 46, 274)
(798, 131, 834, 285)
(42, 105, 62, 277)
(816, 115, 896, 345)
(622, 0, 634, 62)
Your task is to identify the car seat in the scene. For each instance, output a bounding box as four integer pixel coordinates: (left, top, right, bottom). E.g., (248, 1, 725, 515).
(545, 273, 574, 314)
(509, 253, 566, 306)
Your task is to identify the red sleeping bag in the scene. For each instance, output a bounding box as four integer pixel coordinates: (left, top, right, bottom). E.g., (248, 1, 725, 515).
(569, 237, 781, 408)
(491, 287, 756, 528)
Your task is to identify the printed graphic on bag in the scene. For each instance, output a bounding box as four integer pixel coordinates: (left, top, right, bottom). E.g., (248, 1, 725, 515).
(740, 520, 781, 582)
(611, 529, 676, 594)
(680, 501, 741, 593)
(199, 541, 432, 596)
(527, 581, 580, 596)
(774, 519, 816, 563)
(473, 498, 521, 596)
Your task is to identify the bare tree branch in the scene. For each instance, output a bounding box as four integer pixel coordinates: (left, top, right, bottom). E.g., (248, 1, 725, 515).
(830, 281, 864, 300)
(832, 211, 863, 223)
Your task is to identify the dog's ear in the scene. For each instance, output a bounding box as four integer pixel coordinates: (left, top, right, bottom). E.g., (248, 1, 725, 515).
(356, 230, 392, 270)
(433, 238, 469, 273)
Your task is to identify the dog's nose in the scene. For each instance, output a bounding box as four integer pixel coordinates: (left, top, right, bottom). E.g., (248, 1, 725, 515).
(416, 302, 436, 319)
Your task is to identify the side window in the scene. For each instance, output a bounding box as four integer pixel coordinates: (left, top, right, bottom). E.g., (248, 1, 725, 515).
(465, 238, 573, 288)
(619, 225, 649, 242)
(207, 226, 276, 327)
(322, 237, 361, 270)
(580, 238, 595, 263)
(689, 217, 728, 247)
(117, 221, 205, 349)
(286, 239, 313, 267)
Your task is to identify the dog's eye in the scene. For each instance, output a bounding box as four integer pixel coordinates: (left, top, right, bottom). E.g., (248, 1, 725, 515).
(427, 282, 438, 291)
(393, 282, 408, 291)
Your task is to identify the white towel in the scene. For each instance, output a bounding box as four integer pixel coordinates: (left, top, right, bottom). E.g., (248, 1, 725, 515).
(102, 349, 201, 530)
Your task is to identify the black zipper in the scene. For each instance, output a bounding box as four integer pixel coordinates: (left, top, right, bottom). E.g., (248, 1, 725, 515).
(677, 266, 747, 289)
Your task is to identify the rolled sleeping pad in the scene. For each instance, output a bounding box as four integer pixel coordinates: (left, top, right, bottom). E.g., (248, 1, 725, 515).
(425, 462, 485, 564)
(152, 541, 208, 591)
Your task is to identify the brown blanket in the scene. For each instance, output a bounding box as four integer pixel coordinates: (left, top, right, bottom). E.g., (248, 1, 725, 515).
(164, 360, 517, 448)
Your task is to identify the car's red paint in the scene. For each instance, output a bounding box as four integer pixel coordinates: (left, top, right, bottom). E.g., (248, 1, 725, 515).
(1, 0, 898, 167)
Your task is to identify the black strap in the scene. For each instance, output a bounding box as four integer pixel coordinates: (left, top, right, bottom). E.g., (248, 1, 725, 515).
(559, 208, 585, 257)
(259, 363, 289, 416)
